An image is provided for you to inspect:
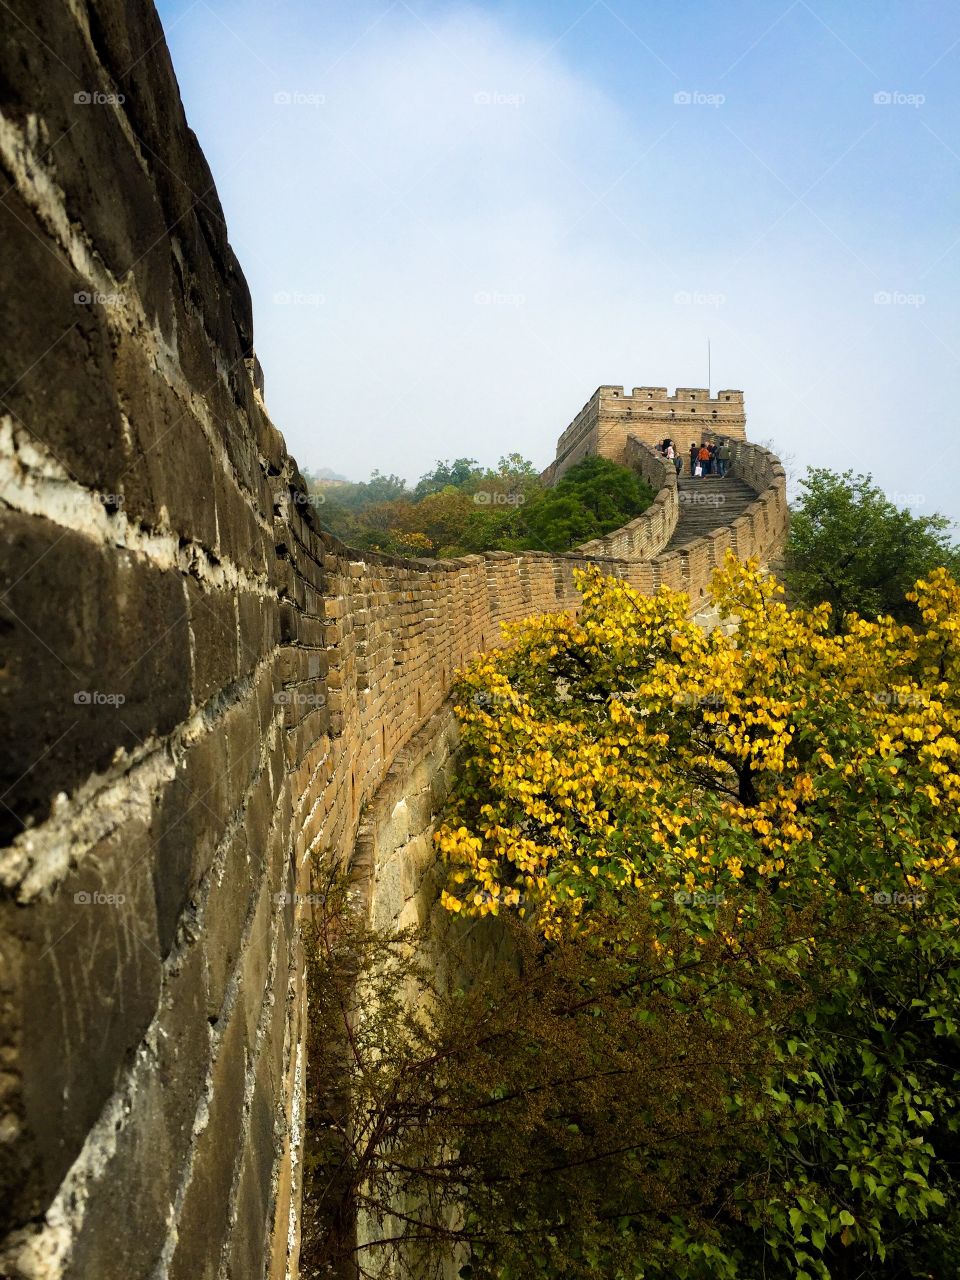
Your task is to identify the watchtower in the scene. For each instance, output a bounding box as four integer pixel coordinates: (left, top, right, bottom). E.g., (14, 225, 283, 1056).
(546, 385, 747, 482)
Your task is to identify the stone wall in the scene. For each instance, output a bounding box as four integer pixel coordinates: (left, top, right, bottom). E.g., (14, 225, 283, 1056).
(574, 439, 680, 560)
(544, 384, 748, 483)
(0, 4, 787, 1279)
(648, 437, 787, 603)
(0, 3, 304, 1276)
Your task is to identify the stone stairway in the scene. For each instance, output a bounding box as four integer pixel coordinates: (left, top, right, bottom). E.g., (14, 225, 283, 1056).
(664, 475, 758, 552)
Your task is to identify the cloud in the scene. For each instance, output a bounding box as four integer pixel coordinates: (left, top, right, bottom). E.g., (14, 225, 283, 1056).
(160, 1, 960, 529)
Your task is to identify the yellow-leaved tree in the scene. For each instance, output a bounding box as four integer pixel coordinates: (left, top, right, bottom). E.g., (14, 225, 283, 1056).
(433, 554, 960, 1279)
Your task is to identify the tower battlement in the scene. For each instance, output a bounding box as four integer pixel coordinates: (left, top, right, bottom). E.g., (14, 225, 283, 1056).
(549, 384, 747, 482)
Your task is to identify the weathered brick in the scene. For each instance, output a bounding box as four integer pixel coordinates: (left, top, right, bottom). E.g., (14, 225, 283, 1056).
(152, 726, 230, 956)
(0, 515, 191, 842)
(166, 998, 248, 1280)
(188, 579, 239, 706)
(61, 939, 210, 1280)
(0, 819, 159, 1230)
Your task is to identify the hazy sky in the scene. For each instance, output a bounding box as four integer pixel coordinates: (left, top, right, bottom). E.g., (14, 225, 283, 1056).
(155, 0, 960, 526)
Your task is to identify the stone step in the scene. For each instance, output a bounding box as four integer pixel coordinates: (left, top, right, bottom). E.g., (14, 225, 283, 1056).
(663, 474, 758, 552)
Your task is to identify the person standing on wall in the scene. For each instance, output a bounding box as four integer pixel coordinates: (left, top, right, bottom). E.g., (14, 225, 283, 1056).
(689, 442, 699, 476)
(717, 440, 731, 478)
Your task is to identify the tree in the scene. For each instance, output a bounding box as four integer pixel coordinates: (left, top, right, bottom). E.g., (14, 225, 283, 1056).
(518, 455, 654, 551)
(411, 487, 477, 550)
(436, 556, 960, 1277)
(493, 452, 539, 483)
(301, 867, 784, 1280)
(785, 468, 959, 628)
(415, 458, 484, 500)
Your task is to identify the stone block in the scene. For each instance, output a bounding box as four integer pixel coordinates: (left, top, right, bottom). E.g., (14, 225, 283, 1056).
(188, 579, 239, 707)
(0, 819, 160, 1233)
(166, 998, 249, 1280)
(57, 929, 210, 1277)
(0, 515, 191, 842)
(152, 726, 230, 957)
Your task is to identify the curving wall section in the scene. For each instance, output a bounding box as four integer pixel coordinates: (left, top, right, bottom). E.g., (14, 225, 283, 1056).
(0, 4, 787, 1279)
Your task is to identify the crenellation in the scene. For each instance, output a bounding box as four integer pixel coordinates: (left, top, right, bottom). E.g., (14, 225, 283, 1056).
(548, 384, 748, 482)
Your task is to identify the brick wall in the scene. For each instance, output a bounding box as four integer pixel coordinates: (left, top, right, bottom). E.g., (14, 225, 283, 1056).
(546, 385, 748, 483)
(0, 4, 787, 1278)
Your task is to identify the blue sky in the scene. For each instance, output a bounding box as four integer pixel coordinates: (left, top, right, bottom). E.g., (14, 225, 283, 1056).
(156, 0, 960, 526)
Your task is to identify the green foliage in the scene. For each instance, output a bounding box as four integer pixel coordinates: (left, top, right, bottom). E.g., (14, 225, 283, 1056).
(519, 455, 654, 551)
(785, 468, 959, 628)
(415, 457, 485, 500)
(434, 560, 960, 1277)
(300, 871, 785, 1280)
(307, 454, 652, 558)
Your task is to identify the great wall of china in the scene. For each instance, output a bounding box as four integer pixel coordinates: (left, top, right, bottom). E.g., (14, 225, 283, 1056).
(0, 4, 786, 1278)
